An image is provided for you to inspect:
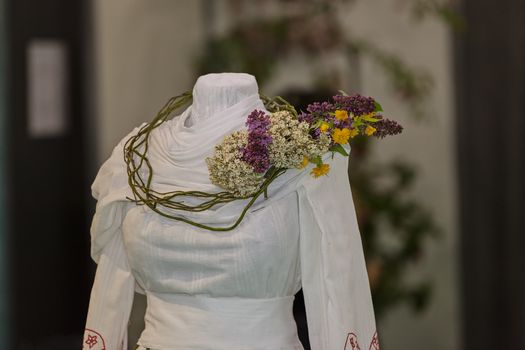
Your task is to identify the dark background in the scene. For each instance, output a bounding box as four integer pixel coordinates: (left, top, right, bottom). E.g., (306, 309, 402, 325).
(4, 0, 93, 348)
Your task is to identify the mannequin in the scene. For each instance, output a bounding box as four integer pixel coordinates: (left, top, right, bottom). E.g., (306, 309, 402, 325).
(83, 73, 378, 350)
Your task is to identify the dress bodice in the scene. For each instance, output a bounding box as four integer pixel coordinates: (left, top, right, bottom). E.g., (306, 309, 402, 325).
(122, 189, 302, 299)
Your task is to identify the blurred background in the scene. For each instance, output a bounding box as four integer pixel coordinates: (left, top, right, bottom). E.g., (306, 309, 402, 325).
(1, 0, 524, 349)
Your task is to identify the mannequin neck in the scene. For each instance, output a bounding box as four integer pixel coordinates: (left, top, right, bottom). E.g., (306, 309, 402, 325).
(187, 73, 259, 126)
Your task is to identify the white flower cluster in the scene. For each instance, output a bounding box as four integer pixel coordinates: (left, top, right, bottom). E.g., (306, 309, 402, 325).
(267, 111, 330, 168)
(206, 130, 264, 197)
(206, 111, 331, 196)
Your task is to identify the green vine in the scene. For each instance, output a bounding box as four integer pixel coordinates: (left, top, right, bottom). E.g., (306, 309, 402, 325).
(123, 92, 289, 231)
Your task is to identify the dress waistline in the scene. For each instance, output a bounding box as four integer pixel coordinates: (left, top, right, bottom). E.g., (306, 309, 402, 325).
(137, 292, 304, 350)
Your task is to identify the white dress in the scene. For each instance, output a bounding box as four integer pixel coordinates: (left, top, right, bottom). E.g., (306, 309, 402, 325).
(82, 82, 378, 350)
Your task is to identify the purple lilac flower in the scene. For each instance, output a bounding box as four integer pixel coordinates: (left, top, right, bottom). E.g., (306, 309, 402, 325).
(241, 110, 272, 173)
(300, 93, 399, 141)
(333, 118, 351, 130)
(310, 127, 321, 139)
(306, 101, 334, 115)
(333, 94, 376, 116)
(302, 101, 336, 138)
(298, 111, 315, 125)
(372, 118, 404, 139)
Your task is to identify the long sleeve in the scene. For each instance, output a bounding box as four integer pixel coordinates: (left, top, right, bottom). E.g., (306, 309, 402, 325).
(83, 125, 146, 350)
(83, 229, 135, 350)
(297, 152, 379, 350)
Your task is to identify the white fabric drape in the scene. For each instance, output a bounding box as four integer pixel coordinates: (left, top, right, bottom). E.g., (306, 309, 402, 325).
(82, 78, 378, 350)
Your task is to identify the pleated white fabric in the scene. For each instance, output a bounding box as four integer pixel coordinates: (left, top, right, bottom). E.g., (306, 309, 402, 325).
(83, 73, 378, 350)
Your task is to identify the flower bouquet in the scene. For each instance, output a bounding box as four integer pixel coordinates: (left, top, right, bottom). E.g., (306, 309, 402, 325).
(206, 92, 403, 196)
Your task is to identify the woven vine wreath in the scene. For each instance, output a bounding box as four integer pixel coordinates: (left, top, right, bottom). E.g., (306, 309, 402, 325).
(124, 91, 402, 231)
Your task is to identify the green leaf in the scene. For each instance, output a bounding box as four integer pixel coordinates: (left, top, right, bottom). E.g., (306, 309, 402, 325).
(310, 155, 323, 167)
(330, 143, 349, 157)
(374, 100, 383, 112)
(361, 115, 382, 122)
(312, 119, 323, 128)
(353, 119, 364, 127)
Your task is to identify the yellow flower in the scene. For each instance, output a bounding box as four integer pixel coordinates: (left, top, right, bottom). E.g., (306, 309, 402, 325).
(334, 109, 349, 121)
(319, 122, 330, 132)
(365, 125, 377, 136)
(311, 163, 330, 178)
(332, 128, 351, 144)
(298, 156, 309, 169)
(349, 128, 359, 138)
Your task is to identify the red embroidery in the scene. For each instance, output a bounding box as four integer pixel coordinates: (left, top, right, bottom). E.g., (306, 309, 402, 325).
(369, 331, 380, 350)
(85, 334, 98, 348)
(344, 333, 361, 350)
(83, 329, 106, 350)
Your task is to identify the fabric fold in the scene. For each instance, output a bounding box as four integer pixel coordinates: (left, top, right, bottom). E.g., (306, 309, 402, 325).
(89, 124, 146, 263)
